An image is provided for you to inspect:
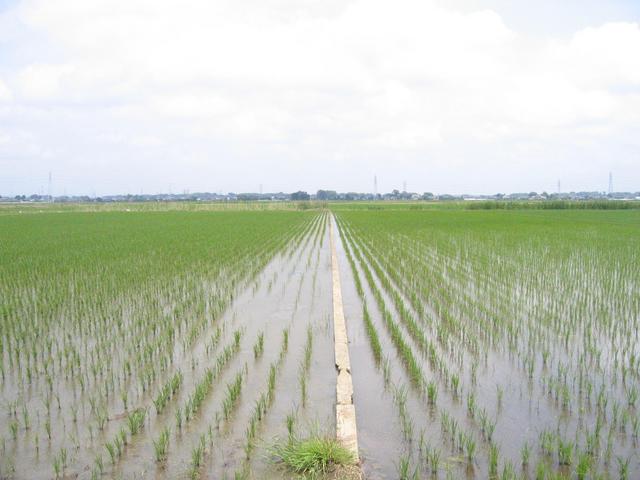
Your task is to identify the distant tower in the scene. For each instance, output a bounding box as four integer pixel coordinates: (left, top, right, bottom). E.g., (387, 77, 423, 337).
(403, 180, 407, 193)
(608, 172, 613, 195)
(374, 175, 378, 196)
(48, 171, 52, 202)
(557, 179, 561, 194)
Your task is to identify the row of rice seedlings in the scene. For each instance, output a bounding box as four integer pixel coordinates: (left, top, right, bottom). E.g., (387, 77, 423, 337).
(205, 326, 223, 357)
(337, 222, 383, 365)
(183, 330, 244, 424)
(345, 222, 465, 398)
(101, 406, 148, 471)
(338, 223, 424, 389)
(243, 324, 293, 460)
(153, 371, 183, 414)
(298, 325, 314, 407)
(222, 366, 247, 421)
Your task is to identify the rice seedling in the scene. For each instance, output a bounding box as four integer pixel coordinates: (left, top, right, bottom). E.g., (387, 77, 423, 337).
(253, 332, 265, 359)
(286, 412, 296, 440)
(153, 371, 183, 414)
(397, 455, 419, 480)
(557, 438, 573, 466)
(520, 441, 530, 467)
(175, 406, 183, 430)
(222, 369, 246, 421)
(489, 443, 500, 477)
(126, 408, 146, 436)
(105, 442, 117, 464)
(426, 381, 438, 405)
(189, 435, 206, 479)
(576, 451, 591, 480)
(153, 427, 170, 463)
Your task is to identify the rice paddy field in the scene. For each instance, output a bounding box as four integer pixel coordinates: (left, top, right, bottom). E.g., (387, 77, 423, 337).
(1, 204, 639, 479)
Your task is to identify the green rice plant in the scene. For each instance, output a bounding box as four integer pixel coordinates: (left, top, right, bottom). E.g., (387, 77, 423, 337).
(189, 436, 206, 479)
(53, 455, 62, 479)
(253, 332, 265, 359)
(154, 371, 183, 414)
(576, 451, 591, 480)
(126, 407, 146, 436)
(540, 430, 554, 456)
(286, 412, 296, 440)
(397, 455, 419, 480)
(382, 356, 391, 385)
(118, 427, 127, 448)
(465, 436, 476, 463)
(617, 456, 630, 480)
(534, 461, 548, 480)
(222, 369, 245, 421)
(501, 461, 516, 480)
(105, 442, 117, 464)
(303, 325, 313, 371)
(281, 328, 289, 355)
(520, 441, 530, 467)
(496, 385, 504, 408)
(489, 443, 500, 477)
(467, 392, 477, 418)
(362, 303, 382, 363)
(426, 381, 438, 405)
(175, 406, 183, 429)
(21, 405, 29, 430)
(557, 438, 573, 466)
(94, 455, 103, 475)
(153, 427, 170, 463)
(427, 447, 440, 473)
(450, 373, 460, 396)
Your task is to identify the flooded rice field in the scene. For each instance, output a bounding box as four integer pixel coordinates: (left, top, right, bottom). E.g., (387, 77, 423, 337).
(1, 207, 639, 479)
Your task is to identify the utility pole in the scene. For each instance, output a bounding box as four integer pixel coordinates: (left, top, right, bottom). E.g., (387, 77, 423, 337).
(403, 180, 407, 193)
(608, 172, 613, 195)
(557, 179, 561, 195)
(48, 171, 53, 202)
(373, 175, 377, 197)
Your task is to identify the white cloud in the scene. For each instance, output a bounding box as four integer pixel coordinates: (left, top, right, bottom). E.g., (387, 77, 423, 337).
(0, 79, 12, 101)
(1, 0, 639, 194)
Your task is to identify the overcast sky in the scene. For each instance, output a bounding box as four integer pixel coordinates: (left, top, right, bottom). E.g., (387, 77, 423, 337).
(1, 0, 639, 196)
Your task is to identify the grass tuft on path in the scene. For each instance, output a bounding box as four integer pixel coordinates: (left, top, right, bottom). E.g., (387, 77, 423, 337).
(270, 435, 356, 478)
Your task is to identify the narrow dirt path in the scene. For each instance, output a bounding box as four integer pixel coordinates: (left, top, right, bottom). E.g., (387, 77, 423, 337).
(329, 214, 359, 460)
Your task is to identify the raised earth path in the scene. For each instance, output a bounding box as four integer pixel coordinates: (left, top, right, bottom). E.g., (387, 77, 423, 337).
(329, 214, 359, 461)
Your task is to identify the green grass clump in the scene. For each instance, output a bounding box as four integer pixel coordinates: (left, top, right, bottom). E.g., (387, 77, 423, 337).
(270, 435, 355, 477)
